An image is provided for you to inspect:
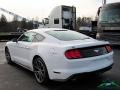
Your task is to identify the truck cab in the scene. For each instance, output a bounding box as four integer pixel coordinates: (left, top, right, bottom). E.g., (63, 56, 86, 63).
(41, 5, 76, 30)
(96, 2, 120, 45)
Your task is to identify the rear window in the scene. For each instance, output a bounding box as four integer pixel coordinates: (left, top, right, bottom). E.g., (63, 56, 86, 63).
(45, 30, 90, 41)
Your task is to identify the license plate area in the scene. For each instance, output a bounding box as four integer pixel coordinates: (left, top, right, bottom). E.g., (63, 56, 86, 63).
(80, 45, 108, 58)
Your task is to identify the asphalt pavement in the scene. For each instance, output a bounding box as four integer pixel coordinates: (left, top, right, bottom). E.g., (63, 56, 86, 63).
(0, 42, 120, 90)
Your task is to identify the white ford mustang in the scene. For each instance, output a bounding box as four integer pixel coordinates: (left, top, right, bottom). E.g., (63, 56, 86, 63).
(5, 28, 113, 84)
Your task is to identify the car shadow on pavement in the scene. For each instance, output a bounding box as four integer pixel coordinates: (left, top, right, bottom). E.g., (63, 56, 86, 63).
(2, 61, 119, 90)
(10, 62, 107, 90)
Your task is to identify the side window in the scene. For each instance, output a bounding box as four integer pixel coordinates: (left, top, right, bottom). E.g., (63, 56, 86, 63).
(54, 18, 59, 24)
(32, 34, 45, 42)
(18, 32, 36, 42)
(64, 19, 70, 24)
(45, 18, 49, 24)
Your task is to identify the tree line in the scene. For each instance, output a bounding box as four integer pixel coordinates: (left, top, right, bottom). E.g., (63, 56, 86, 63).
(0, 14, 92, 32)
(0, 14, 38, 32)
(76, 17, 92, 29)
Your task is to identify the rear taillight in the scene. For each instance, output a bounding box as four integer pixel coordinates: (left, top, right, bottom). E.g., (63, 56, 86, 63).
(105, 45, 112, 53)
(65, 49, 83, 59)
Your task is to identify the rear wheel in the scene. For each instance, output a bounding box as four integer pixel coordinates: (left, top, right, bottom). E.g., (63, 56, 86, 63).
(33, 57, 49, 84)
(5, 47, 13, 64)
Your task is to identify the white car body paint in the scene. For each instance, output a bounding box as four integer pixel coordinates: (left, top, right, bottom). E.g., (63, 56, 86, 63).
(6, 28, 114, 81)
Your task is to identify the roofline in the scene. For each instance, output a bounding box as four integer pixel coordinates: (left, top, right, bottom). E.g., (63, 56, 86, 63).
(28, 28, 69, 33)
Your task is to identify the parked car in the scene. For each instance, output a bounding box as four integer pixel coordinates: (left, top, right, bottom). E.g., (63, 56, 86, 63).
(5, 28, 113, 84)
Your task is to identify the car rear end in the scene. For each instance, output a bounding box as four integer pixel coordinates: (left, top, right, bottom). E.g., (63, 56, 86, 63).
(50, 43, 113, 81)
(45, 29, 113, 81)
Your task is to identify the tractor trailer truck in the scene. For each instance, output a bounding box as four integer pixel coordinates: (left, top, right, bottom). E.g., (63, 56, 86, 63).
(41, 5, 76, 30)
(96, 2, 120, 45)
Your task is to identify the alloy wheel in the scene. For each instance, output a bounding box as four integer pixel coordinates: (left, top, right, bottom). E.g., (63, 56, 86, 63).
(33, 58, 48, 84)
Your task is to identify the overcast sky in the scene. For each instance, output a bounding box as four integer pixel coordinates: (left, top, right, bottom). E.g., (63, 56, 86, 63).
(0, 0, 120, 21)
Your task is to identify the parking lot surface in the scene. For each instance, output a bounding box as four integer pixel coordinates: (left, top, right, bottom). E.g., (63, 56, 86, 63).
(0, 42, 120, 90)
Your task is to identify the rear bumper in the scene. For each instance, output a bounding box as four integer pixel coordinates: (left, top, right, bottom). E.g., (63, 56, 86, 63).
(66, 64, 113, 81)
(53, 64, 113, 81)
(48, 52, 113, 81)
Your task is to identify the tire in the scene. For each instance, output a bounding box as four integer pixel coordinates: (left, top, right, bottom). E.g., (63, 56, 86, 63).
(33, 57, 49, 84)
(5, 47, 13, 64)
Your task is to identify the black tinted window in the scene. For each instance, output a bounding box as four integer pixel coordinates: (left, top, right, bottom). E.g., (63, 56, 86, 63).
(63, 7, 69, 11)
(100, 8, 120, 23)
(18, 32, 36, 42)
(99, 3, 120, 24)
(46, 30, 90, 41)
(64, 19, 70, 24)
(54, 18, 59, 24)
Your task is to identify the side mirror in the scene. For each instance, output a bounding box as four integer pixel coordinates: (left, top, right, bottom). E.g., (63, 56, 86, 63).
(42, 18, 49, 25)
(12, 38, 18, 42)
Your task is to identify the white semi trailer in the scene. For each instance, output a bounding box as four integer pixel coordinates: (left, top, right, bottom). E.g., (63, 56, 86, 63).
(41, 5, 76, 30)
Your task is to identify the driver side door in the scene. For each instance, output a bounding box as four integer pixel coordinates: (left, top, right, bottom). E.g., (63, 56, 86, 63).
(13, 32, 36, 67)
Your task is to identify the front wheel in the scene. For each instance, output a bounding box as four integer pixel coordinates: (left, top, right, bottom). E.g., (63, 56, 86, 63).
(33, 57, 49, 84)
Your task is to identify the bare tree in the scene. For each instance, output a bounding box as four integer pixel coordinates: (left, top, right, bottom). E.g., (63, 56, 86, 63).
(76, 16, 92, 28)
(0, 14, 7, 27)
